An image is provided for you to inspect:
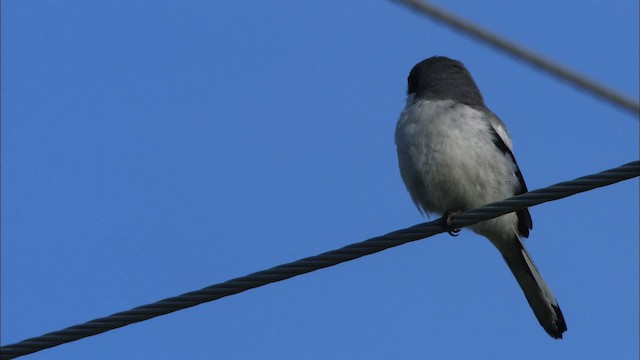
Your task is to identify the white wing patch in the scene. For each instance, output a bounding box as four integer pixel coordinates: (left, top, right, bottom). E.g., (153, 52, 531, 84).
(491, 121, 513, 152)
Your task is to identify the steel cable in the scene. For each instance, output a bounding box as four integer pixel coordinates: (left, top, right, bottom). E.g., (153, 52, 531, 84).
(393, 0, 640, 116)
(1, 160, 637, 359)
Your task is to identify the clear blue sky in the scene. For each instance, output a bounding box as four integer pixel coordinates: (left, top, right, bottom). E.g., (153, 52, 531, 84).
(2, 1, 638, 359)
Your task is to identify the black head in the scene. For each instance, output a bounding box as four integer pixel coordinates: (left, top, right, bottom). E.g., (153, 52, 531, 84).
(407, 56, 485, 107)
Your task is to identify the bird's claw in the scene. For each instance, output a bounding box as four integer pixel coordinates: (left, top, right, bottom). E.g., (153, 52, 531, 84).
(441, 209, 462, 237)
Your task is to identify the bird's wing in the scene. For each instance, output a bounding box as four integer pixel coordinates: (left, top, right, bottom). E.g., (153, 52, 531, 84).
(486, 113, 533, 237)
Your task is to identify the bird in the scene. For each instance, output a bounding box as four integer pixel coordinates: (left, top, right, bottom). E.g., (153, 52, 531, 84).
(394, 56, 567, 339)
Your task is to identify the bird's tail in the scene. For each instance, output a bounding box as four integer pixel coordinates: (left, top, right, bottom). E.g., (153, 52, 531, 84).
(500, 238, 567, 339)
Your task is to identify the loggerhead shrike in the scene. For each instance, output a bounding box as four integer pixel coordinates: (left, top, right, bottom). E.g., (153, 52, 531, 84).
(394, 56, 567, 339)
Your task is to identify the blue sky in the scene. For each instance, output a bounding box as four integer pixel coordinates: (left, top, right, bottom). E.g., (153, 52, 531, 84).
(2, 1, 638, 359)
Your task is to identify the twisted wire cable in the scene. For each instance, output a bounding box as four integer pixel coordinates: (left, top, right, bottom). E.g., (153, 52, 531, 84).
(393, 0, 640, 116)
(1, 160, 638, 359)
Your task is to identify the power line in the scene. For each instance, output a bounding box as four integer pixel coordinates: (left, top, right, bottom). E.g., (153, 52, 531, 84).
(393, 0, 640, 116)
(1, 160, 638, 359)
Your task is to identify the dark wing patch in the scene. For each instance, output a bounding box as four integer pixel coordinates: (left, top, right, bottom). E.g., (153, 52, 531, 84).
(489, 128, 533, 238)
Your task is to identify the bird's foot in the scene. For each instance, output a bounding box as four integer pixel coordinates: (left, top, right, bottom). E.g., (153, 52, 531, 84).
(441, 209, 462, 237)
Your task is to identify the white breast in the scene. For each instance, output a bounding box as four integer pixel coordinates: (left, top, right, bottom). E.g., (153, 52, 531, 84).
(395, 98, 520, 226)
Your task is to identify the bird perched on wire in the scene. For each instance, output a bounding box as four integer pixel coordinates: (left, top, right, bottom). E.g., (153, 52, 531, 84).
(394, 56, 567, 339)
